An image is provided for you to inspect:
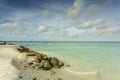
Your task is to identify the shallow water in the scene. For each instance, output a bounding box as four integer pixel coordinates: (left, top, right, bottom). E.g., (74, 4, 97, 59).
(9, 41, 120, 80)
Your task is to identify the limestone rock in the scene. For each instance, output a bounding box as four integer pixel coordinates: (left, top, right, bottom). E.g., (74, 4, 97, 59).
(16, 45, 65, 70)
(40, 60, 52, 70)
(50, 57, 59, 67)
(44, 62, 52, 70)
(58, 61, 64, 67)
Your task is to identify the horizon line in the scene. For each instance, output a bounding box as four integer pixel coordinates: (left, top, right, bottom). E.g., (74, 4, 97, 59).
(4, 40, 120, 42)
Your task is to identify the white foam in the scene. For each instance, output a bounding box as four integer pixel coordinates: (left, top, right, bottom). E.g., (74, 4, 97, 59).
(64, 68, 103, 80)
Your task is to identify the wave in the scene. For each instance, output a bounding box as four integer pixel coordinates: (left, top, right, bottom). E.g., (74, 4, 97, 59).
(64, 68, 103, 80)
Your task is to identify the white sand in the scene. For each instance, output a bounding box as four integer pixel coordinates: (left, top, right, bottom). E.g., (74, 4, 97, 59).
(0, 58, 20, 80)
(0, 45, 26, 59)
(0, 45, 102, 80)
(0, 45, 21, 80)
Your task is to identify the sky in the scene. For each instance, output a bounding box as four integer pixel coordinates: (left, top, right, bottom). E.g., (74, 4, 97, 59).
(0, 0, 120, 41)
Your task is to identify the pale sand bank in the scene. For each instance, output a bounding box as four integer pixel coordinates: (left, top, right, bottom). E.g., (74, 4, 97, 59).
(0, 45, 101, 80)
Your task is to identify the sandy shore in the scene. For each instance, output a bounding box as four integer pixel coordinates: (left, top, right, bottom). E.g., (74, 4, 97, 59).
(0, 45, 101, 80)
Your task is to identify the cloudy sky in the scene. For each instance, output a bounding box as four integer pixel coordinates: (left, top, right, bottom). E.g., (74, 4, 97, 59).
(0, 0, 120, 41)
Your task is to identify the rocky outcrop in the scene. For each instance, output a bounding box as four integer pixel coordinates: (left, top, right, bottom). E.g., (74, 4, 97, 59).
(17, 45, 28, 52)
(17, 45, 64, 70)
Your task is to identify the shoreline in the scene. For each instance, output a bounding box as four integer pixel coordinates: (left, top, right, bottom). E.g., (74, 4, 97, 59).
(0, 44, 101, 80)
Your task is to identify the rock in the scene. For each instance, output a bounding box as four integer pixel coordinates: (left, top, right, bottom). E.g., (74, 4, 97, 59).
(35, 66, 39, 70)
(16, 45, 65, 70)
(38, 63, 44, 68)
(35, 54, 43, 62)
(58, 61, 64, 67)
(26, 56, 38, 64)
(33, 77, 37, 80)
(43, 54, 48, 60)
(19, 76, 22, 79)
(35, 60, 46, 68)
(29, 50, 34, 53)
(39, 60, 46, 68)
(40, 60, 52, 70)
(28, 62, 33, 65)
(48, 57, 52, 61)
(50, 57, 59, 67)
(17, 45, 29, 52)
(29, 61, 39, 68)
(57, 78, 63, 80)
(27, 53, 36, 56)
(43, 60, 52, 70)
(66, 64, 71, 67)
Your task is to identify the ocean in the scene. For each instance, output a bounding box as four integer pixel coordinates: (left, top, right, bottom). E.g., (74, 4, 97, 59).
(8, 41, 120, 80)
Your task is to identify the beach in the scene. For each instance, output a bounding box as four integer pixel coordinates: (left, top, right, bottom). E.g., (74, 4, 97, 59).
(0, 44, 101, 80)
(0, 0, 119, 79)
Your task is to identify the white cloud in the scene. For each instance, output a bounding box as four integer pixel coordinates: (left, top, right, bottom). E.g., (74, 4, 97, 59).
(0, 22, 20, 30)
(28, 25, 48, 36)
(66, 0, 85, 18)
(65, 27, 80, 38)
(101, 27, 120, 33)
(76, 18, 107, 29)
(40, 10, 51, 17)
(68, 32, 79, 38)
(49, 27, 80, 39)
(37, 25, 47, 33)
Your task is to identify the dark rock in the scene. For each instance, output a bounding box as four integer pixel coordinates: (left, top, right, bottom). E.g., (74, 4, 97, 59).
(27, 53, 36, 56)
(19, 76, 22, 79)
(17, 45, 30, 53)
(33, 77, 37, 80)
(43, 60, 52, 70)
(35, 54, 43, 62)
(43, 54, 48, 60)
(28, 62, 33, 65)
(29, 50, 34, 53)
(48, 57, 52, 61)
(40, 60, 52, 70)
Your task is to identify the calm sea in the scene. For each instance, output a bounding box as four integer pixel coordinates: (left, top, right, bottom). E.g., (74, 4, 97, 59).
(8, 41, 120, 80)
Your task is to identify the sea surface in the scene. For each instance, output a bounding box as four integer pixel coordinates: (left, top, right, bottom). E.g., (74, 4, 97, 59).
(8, 41, 120, 80)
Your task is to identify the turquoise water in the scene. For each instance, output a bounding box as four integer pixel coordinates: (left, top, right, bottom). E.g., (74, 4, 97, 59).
(8, 41, 120, 80)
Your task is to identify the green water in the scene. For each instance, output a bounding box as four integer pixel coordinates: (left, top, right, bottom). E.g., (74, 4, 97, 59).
(8, 41, 120, 80)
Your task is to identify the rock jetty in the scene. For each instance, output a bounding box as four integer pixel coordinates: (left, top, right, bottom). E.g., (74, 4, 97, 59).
(16, 45, 64, 70)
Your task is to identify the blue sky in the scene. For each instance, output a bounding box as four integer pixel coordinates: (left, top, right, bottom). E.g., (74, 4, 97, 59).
(0, 0, 120, 41)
